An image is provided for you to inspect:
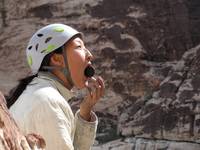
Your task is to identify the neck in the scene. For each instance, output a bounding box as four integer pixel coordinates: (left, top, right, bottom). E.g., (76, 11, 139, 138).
(51, 70, 73, 90)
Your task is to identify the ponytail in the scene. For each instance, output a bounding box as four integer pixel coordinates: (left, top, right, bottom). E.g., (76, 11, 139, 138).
(6, 75, 37, 108)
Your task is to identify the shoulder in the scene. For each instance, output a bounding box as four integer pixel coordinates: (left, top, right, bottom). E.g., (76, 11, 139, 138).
(25, 77, 65, 104)
(10, 76, 73, 119)
(10, 77, 64, 114)
(28, 86, 74, 125)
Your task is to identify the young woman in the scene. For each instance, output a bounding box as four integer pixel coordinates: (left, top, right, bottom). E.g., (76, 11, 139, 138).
(7, 23, 105, 150)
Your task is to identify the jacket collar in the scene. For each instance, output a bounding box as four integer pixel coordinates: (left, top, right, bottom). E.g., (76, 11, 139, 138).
(37, 72, 74, 101)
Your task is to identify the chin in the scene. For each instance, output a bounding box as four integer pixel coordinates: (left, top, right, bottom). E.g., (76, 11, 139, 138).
(75, 81, 86, 89)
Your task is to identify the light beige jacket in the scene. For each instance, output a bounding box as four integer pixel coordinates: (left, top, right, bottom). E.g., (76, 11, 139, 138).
(10, 72, 98, 150)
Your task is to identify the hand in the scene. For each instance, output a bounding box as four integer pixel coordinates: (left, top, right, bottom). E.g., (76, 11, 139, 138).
(80, 76, 105, 121)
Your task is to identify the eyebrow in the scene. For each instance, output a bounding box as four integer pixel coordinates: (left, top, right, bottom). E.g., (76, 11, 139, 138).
(75, 39, 84, 46)
(77, 40, 82, 44)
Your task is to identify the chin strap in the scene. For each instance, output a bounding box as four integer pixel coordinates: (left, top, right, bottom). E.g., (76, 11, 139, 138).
(41, 46, 74, 87)
(61, 45, 74, 87)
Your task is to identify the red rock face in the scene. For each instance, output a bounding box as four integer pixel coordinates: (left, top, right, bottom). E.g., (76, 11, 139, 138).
(0, 0, 200, 149)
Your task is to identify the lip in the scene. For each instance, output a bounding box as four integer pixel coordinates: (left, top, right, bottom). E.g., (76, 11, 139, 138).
(85, 62, 92, 72)
(87, 62, 92, 67)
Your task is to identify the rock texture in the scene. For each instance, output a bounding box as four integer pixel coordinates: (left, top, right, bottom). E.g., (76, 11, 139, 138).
(0, 91, 45, 149)
(93, 137, 200, 150)
(118, 45, 200, 142)
(0, 0, 200, 149)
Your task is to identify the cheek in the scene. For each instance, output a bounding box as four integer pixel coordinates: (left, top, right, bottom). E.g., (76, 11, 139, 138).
(68, 51, 86, 87)
(69, 51, 85, 69)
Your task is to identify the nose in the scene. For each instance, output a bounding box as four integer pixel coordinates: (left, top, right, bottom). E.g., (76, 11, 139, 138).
(85, 49, 94, 61)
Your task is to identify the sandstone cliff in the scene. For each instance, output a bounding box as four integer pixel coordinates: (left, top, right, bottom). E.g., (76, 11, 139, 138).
(0, 0, 200, 149)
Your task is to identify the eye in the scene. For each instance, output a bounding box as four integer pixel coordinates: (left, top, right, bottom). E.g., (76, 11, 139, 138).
(76, 45, 82, 49)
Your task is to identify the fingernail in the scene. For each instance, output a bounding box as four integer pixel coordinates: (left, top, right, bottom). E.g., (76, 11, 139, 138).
(85, 80, 89, 87)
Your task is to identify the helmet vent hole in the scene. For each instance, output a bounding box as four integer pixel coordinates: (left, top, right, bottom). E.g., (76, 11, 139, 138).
(41, 49, 46, 53)
(45, 37, 52, 43)
(37, 34, 43, 37)
(28, 46, 32, 50)
(35, 43, 39, 51)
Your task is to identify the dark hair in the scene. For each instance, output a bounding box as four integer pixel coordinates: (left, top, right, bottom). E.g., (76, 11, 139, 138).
(6, 47, 63, 108)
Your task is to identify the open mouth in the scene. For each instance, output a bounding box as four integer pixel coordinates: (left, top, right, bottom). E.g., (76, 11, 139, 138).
(84, 65, 95, 78)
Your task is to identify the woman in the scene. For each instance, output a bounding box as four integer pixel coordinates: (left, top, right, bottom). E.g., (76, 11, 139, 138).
(7, 23, 105, 150)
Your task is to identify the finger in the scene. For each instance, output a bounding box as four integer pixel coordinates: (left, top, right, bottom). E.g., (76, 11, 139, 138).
(93, 88, 98, 102)
(92, 88, 101, 104)
(95, 83, 101, 100)
(86, 77, 96, 89)
(86, 77, 103, 102)
(87, 85, 96, 101)
(97, 76, 105, 97)
(86, 86, 92, 97)
(88, 77, 99, 97)
(91, 77, 101, 100)
(85, 78, 96, 97)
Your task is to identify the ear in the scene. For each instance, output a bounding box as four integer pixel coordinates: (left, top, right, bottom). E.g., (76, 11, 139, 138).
(50, 53, 64, 67)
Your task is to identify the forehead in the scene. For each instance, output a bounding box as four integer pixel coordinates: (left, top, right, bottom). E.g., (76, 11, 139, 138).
(66, 36, 84, 46)
(73, 37, 83, 43)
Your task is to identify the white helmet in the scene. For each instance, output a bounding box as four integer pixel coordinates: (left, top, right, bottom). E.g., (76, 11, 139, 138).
(26, 23, 81, 74)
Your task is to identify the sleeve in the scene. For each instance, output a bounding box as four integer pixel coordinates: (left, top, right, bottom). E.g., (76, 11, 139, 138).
(73, 109, 98, 150)
(25, 99, 75, 150)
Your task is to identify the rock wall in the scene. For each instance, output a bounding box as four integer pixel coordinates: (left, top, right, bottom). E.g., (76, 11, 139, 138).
(0, 0, 200, 149)
(118, 45, 200, 142)
(93, 137, 200, 150)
